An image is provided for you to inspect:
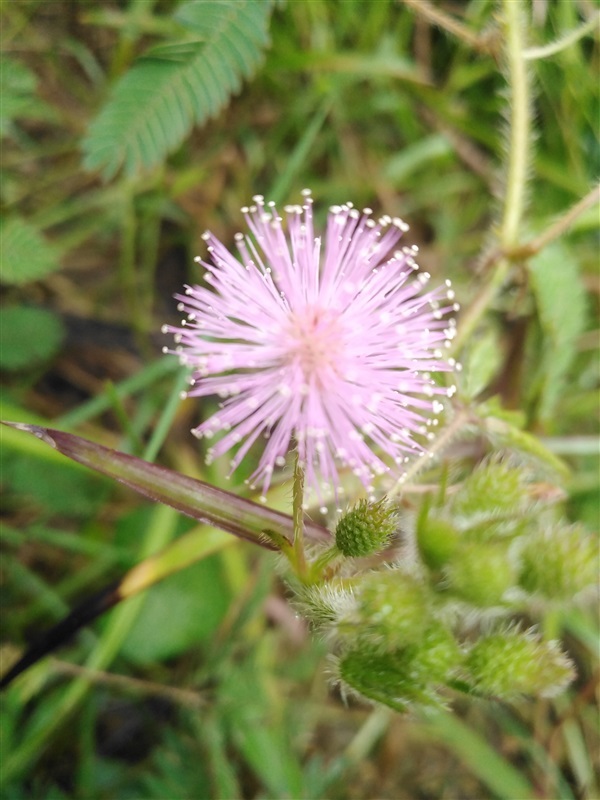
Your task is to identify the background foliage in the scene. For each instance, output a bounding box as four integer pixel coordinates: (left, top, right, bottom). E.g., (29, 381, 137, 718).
(1, 1, 598, 798)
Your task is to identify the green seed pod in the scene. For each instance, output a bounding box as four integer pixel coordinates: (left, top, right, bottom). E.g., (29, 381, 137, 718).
(445, 542, 515, 607)
(338, 623, 461, 711)
(465, 629, 574, 699)
(453, 462, 527, 523)
(357, 571, 429, 649)
(417, 515, 461, 570)
(405, 621, 463, 684)
(518, 524, 598, 600)
(339, 647, 423, 711)
(335, 499, 397, 558)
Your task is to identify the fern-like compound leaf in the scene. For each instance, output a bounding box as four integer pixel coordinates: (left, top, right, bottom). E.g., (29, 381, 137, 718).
(82, 0, 273, 179)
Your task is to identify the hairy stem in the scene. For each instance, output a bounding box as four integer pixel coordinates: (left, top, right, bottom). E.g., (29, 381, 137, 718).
(452, 1, 531, 353)
(501, 0, 530, 249)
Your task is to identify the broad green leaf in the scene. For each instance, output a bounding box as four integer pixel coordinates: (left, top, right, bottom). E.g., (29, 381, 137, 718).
(2, 449, 106, 517)
(119, 511, 231, 664)
(0, 217, 61, 285)
(0, 306, 65, 371)
(527, 242, 587, 421)
(82, 0, 273, 178)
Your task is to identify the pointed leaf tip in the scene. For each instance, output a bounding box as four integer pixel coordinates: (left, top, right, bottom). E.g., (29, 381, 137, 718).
(3, 422, 331, 549)
(2, 420, 58, 447)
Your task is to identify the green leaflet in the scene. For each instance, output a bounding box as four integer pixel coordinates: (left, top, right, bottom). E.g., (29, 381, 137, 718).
(82, 0, 274, 178)
(0, 217, 62, 285)
(527, 241, 587, 422)
(0, 56, 55, 136)
(0, 307, 65, 371)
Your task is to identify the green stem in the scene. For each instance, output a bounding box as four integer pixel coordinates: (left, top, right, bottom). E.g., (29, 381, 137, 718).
(452, 1, 530, 353)
(511, 183, 600, 259)
(292, 453, 308, 580)
(501, 0, 530, 249)
(523, 12, 600, 61)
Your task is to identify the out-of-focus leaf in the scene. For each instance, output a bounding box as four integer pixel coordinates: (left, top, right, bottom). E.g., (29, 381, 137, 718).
(384, 134, 453, 184)
(0, 57, 54, 136)
(0, 307, 65, 371)
(0, 217, 61, 285)
(118, 510, 230, 664)
(480, 413, 570, 480)
(221, 664, 306, 798)
(527, 242, 587, 421)
(2, 450, 107, 517)
(423, 708, 535, 799)
(460, 325, 503, 399)
(136, 726, 214, 798)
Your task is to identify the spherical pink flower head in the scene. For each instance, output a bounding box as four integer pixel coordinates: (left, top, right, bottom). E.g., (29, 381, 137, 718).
(163, 190, 458, 501)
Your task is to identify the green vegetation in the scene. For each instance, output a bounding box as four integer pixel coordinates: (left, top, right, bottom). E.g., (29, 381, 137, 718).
(1, 1, 598, 797)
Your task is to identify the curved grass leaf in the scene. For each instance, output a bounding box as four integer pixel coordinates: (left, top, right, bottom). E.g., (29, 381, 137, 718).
(0, 422, 330, 548)
(422, 708, 535, 800)
(82, 0, 273, 179)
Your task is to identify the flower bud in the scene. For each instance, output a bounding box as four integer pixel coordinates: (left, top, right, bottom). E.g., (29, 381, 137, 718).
(465, 629, 574, 698)
(335, 499, 397, 558)
(445, 542, 515, 606)
(518, 524, 598, 600)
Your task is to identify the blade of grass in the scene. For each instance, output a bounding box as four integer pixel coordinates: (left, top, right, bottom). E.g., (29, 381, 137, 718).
(268, 98, 332, 205)
(1, 423, 330, 548)
(57, 357, 179, 428)
(1, 503, 179, 785)
(421, 707, 535, 799)
(142, 366, 189, 462)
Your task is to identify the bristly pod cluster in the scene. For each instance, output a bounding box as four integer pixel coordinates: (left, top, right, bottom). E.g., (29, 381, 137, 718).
(291, 459, 597, 713)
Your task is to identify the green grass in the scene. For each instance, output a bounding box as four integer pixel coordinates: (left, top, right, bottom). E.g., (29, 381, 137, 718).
(1, 1, 598, 797)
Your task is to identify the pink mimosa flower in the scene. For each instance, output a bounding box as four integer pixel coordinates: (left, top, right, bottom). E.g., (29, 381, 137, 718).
(163, 190, 458, 500)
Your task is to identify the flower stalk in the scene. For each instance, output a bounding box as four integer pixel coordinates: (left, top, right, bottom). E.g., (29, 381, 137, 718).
(292, 452, 308, 580)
